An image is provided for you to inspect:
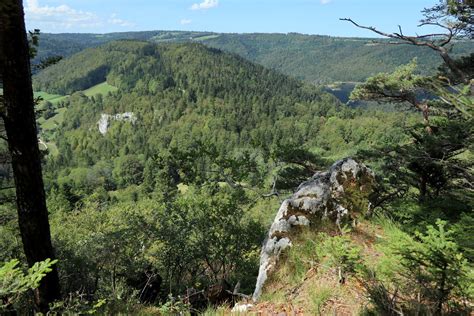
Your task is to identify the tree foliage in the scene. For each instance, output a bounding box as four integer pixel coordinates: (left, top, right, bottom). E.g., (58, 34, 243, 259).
(0, 258, 57, 312)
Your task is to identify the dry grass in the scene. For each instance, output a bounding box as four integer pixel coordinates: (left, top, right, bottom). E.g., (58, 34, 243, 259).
(255, 220, 386, 315)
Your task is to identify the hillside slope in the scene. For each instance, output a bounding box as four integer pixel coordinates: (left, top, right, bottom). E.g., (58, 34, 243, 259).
(29, 42, 428, 308)
(201, 33, 472, 83)
(249, 220, 387, 315)
(33, 40, 415, 168)
(34, 41, 345, 167)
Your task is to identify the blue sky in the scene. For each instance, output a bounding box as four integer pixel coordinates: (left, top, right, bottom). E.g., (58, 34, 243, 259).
(25, 0, 441, 37)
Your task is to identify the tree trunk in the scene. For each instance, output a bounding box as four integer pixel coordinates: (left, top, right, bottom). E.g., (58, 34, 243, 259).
(0, 0, 61, 313)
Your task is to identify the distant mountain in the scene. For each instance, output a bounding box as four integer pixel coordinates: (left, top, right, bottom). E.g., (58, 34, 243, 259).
(201, 33, 472, 83)
(33, 31, 212, 65)
(34, 31, 473, 84)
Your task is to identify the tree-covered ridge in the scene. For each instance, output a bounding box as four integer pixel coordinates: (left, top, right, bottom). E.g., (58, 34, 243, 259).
(202, 33, 472, 83)
(31, 31, 210, 68)
(34, 41, 343, 161)
(33, 31, 473, 84)
(19, 41, 416, 310)
(34, 40, 412, 171)
(34, 41, 319, 98)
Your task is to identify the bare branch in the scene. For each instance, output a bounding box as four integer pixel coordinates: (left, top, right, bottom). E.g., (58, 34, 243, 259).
(340, 18, 401, 40)
(414, 33, 453, 39)
(339, 17, 468, 83)
(398, 25, 403, 36)
(418, 21, 451, 31)
(339, 18, 449, 51)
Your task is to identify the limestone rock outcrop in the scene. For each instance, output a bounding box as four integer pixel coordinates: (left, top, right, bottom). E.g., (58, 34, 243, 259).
(98, 112, 137, 135)
(252, 158, 376, 301)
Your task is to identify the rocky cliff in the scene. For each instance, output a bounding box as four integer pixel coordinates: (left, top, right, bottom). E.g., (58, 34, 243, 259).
(98, 112, 137, 135)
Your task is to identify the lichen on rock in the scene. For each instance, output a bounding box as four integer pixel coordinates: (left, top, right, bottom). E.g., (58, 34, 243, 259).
(252, 158, 376, 301)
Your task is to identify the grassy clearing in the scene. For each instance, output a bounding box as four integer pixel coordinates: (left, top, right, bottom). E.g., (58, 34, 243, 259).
(34, 91, 68, 104)
(35, 81, 117, 103)
(83, 82, 118, 97)
(34, 83, 117, 157)
(40, 107, 67, 131)
(36, 82, 116, 132)
(194, 34, 221, 41)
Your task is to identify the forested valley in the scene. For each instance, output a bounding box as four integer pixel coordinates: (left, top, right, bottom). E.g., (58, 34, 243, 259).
(0, 0, 473, 315)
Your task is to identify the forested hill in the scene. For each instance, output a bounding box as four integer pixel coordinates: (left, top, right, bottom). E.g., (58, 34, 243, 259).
(201, 33, 472, 83)
(33, 40, 324, 100)
(34, 31, 473, 84)
(33, 40, 410, 193)
(33, 40, 347, 168)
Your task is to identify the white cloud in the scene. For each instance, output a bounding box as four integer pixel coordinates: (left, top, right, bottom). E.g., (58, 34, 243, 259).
(190, 0, 219, 11)
(25, 0, 101, 29)
(108, 13, 135, 27)
(180, 19, 192, 25)
(320, 0, 333, 4)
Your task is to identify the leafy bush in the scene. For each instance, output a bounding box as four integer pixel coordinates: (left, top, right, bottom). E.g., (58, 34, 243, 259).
(156, 294, 190, 315)
(0, 258, 57, 312)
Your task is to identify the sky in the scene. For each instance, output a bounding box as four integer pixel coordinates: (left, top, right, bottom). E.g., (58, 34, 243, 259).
(24, 0, 442, 37)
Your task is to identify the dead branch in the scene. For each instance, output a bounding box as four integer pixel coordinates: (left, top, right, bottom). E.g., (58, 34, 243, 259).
(339, 18, 467, 83)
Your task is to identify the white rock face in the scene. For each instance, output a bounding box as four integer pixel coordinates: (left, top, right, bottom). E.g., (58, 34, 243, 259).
(98, 112, 137, 135)
(231, 303, 254, 313)
(98, 114, 110, 135)
(252, 158, 375, 301)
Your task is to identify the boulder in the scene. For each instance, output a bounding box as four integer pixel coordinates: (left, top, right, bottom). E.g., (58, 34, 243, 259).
(252, 158, 376, 301)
